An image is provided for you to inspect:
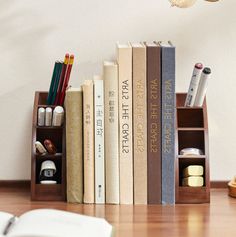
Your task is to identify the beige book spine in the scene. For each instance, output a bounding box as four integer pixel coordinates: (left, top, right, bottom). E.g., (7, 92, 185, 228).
(183, 165, 204, 178)
(104, 61, 119, 204)
(65, 88, 83, 203)
(132, 44, 147, 204)
(182, 176, 204, 187)
(117, 43, 133, 204)
(82, 80, 94, 204)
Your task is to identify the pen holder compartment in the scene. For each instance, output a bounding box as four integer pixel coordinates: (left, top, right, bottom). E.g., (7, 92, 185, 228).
(31, 91, 66, 201)
(178, 130, 205, 155)
(35, 158, 62, 184)
(36, 128, 63, 153)
(177, 108, 204, 128)
(37, 92, 48, 105)
(178, 157, 206, 187)
(175, 93, 210, 204)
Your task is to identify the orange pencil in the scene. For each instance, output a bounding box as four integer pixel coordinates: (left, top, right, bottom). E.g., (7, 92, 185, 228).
(54, 54, 69, 105)
(59, 54, 74, 106)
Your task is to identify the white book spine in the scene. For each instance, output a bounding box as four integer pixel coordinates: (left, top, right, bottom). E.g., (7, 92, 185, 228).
(94, 78, 105, 204)
(104, 62, 119, 204)
(117, 43, 133, 204)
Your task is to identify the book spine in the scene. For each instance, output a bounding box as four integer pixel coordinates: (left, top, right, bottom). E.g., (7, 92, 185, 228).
(132, 46, 147, 204)
(94, 79, 105, 204)
(65, 89, 83, 203)
(146, 45, 162, 204)
(161, 46, 176, 205)
(82, 81, 95, 204)
(104, 63, 119, 204)
(117, 45, 133, 204)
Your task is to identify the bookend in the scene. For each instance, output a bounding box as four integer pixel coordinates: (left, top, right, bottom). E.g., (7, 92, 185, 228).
(175, 93, 210, 204)
(31, 92, 66, 201)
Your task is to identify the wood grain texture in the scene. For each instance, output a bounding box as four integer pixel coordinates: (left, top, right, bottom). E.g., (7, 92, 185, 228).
(0, 188, 235, 237)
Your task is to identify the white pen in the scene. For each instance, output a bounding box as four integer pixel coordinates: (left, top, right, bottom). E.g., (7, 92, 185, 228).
(194, 67, 211, 107)
(185, 63, 203, 107)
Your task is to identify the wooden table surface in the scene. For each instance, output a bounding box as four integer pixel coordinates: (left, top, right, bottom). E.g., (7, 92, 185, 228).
(0, 186, 235, 237)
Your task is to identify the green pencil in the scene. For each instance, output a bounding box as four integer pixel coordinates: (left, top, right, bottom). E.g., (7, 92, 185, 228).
(47, 61, 59, 105)
(51, 62, 63, 105)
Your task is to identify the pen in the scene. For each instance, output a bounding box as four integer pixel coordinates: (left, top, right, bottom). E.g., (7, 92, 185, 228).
(185, 63, 203, 107)
(194, 67, 211, 107)
(3, 216, 17, 235)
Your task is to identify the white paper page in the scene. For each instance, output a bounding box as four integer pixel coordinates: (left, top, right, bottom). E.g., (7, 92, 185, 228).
(8, 209, 112, 237)
(0, 211, 15, 234)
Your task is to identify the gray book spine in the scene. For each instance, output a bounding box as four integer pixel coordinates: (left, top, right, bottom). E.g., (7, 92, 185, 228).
(161, 45, 176, 205)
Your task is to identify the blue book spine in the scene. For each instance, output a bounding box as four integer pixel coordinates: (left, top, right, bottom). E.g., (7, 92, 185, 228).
(161, 43, 176, 205)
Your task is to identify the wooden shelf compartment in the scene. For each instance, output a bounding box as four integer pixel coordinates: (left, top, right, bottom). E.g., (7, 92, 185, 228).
(31, 91, 66, 201)
(175, 93, 210, 204)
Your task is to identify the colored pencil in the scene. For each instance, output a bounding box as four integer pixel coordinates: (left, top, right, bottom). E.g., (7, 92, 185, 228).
(59, 55, 74, 105)
(54, 54, 69, 105)
(47, 61, 59, 105)
(51, 61, 63, 105)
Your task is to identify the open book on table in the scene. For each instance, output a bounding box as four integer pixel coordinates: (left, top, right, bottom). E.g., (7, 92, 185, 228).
(0, 209, 113, 237)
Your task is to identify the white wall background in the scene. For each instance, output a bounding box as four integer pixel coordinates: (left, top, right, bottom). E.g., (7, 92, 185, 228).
(0, 0, 235, 180)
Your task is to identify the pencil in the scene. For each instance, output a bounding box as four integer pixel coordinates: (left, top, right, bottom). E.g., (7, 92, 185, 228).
(54, 54, 69, 105)
(47, 61, 59, 105)
(59, 54, 74, 105)
(51, 61, 63, 105)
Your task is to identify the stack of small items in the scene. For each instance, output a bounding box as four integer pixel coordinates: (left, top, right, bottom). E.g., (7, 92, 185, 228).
(180, 148, 204, 187)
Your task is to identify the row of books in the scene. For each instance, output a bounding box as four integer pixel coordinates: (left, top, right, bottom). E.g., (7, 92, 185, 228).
(65, 42, 175, 205)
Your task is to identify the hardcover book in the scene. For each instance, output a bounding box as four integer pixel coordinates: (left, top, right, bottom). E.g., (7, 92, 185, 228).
(103, 61, 119, 204)
(132, 43, 147, 204)
(65, 87, 83, 203)
(94, 77, 105, 204)
(146, 42, 162, 204)
(82, 80, 95, 204)
(117, 43, 133, 204)
(160, 41, 176, 205)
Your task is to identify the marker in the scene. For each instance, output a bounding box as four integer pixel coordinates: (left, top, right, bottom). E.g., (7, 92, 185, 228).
(184, 63, 203, 107)
(194, 67, 211, 107)
(38, 107, 45, 126)
(45, 107, 52, 126)
(52, 106, 64, 126)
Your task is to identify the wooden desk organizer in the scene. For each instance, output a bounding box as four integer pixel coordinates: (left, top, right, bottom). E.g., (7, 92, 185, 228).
(175, 93, 210, 204)
(31, 91, 66, 201)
